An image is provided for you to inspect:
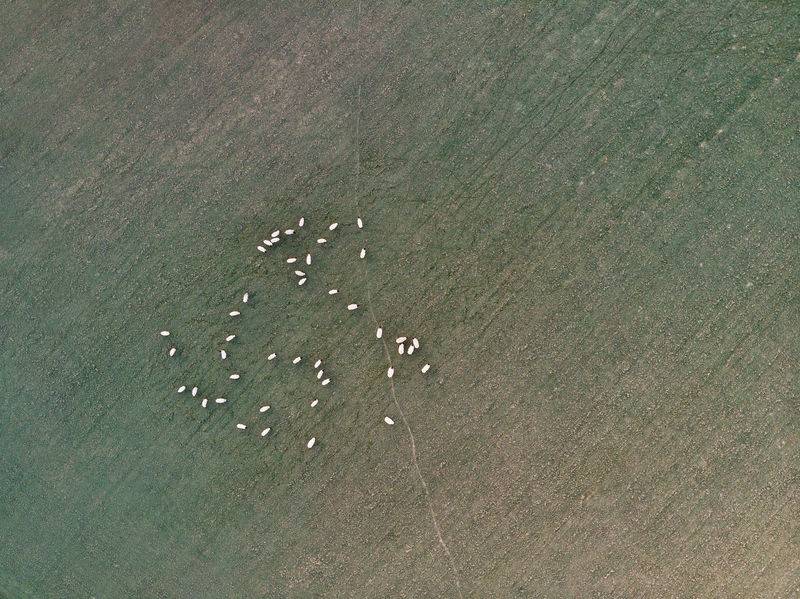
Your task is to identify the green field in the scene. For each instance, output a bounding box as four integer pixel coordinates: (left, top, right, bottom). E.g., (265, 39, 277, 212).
(1, 2, 799, 597)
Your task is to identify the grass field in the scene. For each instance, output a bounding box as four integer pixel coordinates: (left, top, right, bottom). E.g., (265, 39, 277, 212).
(1, 2, 799, 597)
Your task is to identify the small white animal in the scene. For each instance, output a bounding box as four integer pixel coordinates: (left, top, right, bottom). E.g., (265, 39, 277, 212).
(357, 217, 363, 228)
(169, 347, 176, 357)
(226, 334, 236, 342)
(307, 437, 316, 449)
(268, 353, 276, 360)
(259, 405, 270, 413)
(412, 338, 419, 349)
(229, 374, 240, 380)
(220, 350, 227, 360)
(384, 416, 395, 425)
(310, 399, 319, 407)
(242, 292, 249, 303)
(317, 238, 327, 244)
(160, 330, 170, 337)
(398, 344, 405, 355)
(271, 230, 280, 237)
(408, 345, 414, 355)
(294, 270, 305, 276)
(177, 386, 186, 393)
(321, 378, 330, 386)
(236, 423, 246, 430)
(317, 370, 323, 379)
(191, 386, 198, 397)
(314, 359, 322, 369)
(421, 364, 430, 373)
(376, 327, 383, 339)
(387, 367, 394, 378)
(257, 245, 266, 252)
(284, 228, 295, 235)
(347, 303, 358, 311)
(201, 398, 208, 408)
(328, 289, 338, 295)
(298, 217, 305, 227)
(287, 257, 297, 264)
(261, 427, 271, 437)
(215, 397, 227, 404)
(229, 311, 240, 317)
(328, 222, 338, 231)
(298, 278, 307, 286)
(293, 356, 301, 364)
(396, 336, 407, 344)
(360, 248, 366, 259)
(306, 254, 311, 265)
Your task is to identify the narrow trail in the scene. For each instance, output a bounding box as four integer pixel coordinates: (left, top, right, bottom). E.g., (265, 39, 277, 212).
(350, 3, 465, 597)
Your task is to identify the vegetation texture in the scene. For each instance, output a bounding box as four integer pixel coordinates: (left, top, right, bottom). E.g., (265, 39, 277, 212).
(1, 2, 798, 597)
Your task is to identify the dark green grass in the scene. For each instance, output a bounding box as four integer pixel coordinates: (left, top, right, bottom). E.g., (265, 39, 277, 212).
(1, 1, 799, 597)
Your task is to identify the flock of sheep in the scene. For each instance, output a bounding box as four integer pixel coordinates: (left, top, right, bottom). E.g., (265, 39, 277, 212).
(158, 215, 431, 449)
